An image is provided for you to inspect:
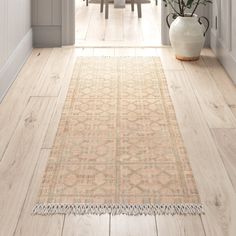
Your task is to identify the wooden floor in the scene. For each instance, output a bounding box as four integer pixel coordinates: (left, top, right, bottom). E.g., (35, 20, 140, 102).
(75, 0, 161, 46)
(0, 47, 236, 236)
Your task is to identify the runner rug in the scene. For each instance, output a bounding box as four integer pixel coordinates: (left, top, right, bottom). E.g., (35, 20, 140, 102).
(33, 57, 203, 215)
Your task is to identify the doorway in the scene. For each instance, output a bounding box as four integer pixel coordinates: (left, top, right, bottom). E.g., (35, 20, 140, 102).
(74, 0, 162, 47)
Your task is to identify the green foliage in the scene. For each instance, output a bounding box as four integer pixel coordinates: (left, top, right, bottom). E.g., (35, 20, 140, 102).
(162, 0, 212, 17)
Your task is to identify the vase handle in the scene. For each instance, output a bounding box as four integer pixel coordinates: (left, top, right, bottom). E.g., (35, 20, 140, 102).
(166, 13, 177, 29)
(198, 16, 209, 37)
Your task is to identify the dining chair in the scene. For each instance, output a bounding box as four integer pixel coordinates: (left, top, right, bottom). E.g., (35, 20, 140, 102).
(83, 0, 89, 6)
(131, 0, 134, 11)
(99, 0, 108, 19)
(100, 0, 104, 12)
(130, 0, 142, 18)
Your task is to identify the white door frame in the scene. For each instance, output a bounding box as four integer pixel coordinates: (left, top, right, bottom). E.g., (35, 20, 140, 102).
(61, 0, 169, 46)
(61, 1, 211, 46)
(62, 0, 76, 45)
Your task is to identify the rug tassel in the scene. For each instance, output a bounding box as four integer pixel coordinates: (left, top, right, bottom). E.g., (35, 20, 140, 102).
(32, 203, 204, 216)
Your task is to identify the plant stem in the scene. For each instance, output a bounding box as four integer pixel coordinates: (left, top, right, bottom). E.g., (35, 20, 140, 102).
(180, 0, 185, 15)
(177, 0, 182, 16)
(191, 0, 201, 16)
(165, 0, 180, 15)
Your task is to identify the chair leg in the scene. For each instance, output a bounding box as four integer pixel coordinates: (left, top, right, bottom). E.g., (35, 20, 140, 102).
(137, 3, 141, 18)
(100, 0, 104, 13)
(155, 0, 158, 5)
(86, 0, 88, 6)
(131, 0, 134, 11)
(105, 0, 109, 19)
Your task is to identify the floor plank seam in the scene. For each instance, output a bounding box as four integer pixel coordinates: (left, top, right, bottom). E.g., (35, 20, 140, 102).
(201, 58, 236, 128)
(60, 215, 66, 236)
(1, 47, 236, 235)
(0, 95, 31, 162)
(181, 62, 220, 130)
(200, 215, 207, 236)
(40, 96, 60, 149)
(12, 149, 43, 236)
(209, 128, 236, 193)
(154, 215, 159, 236)
(29, 95, 59, 98)
(109, 214, 111, 236)
(40, 52, 76, 150)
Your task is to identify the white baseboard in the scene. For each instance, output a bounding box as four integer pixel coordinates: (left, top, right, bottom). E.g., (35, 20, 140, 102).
(211, 30, 236, 84)
(0, 29, 33, 102)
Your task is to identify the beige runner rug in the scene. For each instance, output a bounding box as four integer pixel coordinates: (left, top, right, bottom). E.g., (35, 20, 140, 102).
(33, 57, 203, 215)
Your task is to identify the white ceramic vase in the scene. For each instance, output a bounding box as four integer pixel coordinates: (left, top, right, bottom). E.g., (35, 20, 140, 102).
(167, 14, 209, 61)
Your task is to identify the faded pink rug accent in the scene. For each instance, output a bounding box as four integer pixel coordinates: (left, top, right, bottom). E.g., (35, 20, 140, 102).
(33, 57, 203, 215)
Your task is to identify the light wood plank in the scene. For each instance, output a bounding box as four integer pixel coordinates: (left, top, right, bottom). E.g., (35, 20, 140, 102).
(0, 97, 57, 236)
(1, 47, 236, 235)
(104, 9, 124, 41)
(111, 216, 157, 236)
(201, 49, 236, 117)
(114, 48, 136, 56)
(183, 58, 236, 128)
(75, 3, 93, 41)
(123, 13, 143, 42)
(0, 49, 52, 160)
(135, 48, 159, 56)
(93, 48, 115, 56)
(158, 48, 184, 71)
(165, 70, 236, 236)
(156, 216, 205, 236)
(75, 48, 84, 57)
(80, 48, 94, 56)
(140, 4, 161, 45)
(31, 47, 73, 96)
(14, 149, 64, 236)
(63, 215, 109, 236)
(42, 50, 77, 148)
(85, 7, 106, 42)
(211, 128, 236, 192)
(231, 107, 236, 118)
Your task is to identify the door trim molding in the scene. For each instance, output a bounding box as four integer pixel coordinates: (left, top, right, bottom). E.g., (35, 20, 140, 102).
(62, 0, 75, 45)
(62, 0, 168, 46)
(211, 30, 236, 84)
(61, 1, 210, 46)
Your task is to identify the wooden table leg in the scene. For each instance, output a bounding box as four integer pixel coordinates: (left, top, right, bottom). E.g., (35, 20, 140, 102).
(131, 0, 134, 11)
(105, 0, 109, 19)
(137, 3, 141, 18)
(100, 0, 104, 12)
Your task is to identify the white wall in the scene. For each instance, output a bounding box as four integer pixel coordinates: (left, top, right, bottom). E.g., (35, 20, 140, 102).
(211, 0, 236, 83)
(0, 0, 32, 101)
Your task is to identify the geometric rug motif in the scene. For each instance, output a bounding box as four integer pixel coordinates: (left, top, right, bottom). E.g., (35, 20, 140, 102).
(33, 57, 203, 215)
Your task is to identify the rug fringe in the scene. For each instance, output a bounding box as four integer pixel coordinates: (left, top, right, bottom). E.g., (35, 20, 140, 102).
(32, 203, 204, 216)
